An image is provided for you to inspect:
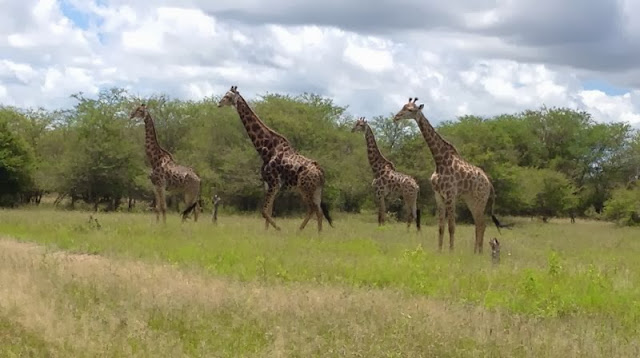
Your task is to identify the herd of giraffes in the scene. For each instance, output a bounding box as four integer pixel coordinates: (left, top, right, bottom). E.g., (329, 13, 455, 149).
(129, 86, 503, 254)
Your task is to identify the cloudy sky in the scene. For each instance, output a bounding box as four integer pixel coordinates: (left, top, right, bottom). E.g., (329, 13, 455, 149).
(2, 0, 640, 125)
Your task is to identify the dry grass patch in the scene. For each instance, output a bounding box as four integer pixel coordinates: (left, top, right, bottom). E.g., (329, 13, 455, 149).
(0, 238, 638, 357)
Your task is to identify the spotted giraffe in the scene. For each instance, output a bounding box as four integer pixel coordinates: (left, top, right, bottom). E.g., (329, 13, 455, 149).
(351, 117, 420, 230)
(393, 98, 503, 253)
(217, 85, 333, 232)
(130, 104, 201, 223)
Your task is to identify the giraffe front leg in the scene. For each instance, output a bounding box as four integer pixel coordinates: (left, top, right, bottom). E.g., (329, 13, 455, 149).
(445, 199, 456, 252)
(435, 193, 446, 251)
(155, 186, 167, 224)
(412, 199, 420, 232)
(262, 183, 281, 231)
(152, 188, 161, 223)
(377, 195, 386, 226)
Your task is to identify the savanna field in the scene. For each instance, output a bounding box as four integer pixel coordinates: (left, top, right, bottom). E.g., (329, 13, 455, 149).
(1, 208, 639, 357)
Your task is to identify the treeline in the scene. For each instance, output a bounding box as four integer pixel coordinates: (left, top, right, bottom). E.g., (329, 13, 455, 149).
(1, 88, 639, 225)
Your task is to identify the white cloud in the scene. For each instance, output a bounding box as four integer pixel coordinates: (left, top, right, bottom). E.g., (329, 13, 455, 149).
(0, 0, 639, 128)
(343, 39, 394, 73)
(579, 90, 640, 124)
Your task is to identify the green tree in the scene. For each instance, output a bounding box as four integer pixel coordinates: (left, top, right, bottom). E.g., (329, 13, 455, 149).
(0, 111, 35, 206)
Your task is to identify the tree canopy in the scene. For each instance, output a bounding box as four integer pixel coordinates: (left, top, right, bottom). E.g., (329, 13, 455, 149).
(2, 88, 639, 224)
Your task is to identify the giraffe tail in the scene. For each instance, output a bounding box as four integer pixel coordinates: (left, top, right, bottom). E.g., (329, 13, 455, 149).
(182, 201, 198, 220)
(320, 201, 333, 227)
(416, 209, 421, 230)
(489, 185, 502, 234)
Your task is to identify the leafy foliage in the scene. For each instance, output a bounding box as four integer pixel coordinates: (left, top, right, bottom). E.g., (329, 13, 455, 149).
(0, 108, 35, 206)
(2, 88, 638, 223)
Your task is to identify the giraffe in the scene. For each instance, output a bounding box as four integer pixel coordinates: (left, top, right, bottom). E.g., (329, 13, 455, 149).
(351, 117, 421, 231)
(130, 104, 201, 223)
(393, 97, 502, 253)
(216, 85, 333, 232)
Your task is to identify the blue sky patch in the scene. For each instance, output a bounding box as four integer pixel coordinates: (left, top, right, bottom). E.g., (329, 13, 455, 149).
(583, 79, 628, 96)
(60, 1, 91, 29)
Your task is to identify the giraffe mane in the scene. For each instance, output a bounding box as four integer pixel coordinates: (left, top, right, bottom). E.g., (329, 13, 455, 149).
(364, 121, 396, 171)
(234, 90, 292, 146)
(411, 98, 460, 156)
(142, 107, 175, 161)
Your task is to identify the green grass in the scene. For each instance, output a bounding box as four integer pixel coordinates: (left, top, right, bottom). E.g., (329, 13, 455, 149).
(0, 208, 639, 356)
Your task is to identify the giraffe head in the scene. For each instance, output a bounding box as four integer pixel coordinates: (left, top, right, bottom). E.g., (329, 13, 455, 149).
(130, 103, 149, 121)
(393, 97, 424, 122)
(217, 85, 240, 108)
(351, 117, 367, 133)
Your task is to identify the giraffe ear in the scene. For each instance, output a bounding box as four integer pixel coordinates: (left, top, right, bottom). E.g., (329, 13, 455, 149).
(418, 104, 424, 109)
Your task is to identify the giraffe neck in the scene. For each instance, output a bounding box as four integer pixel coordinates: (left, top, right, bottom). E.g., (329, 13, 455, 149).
(364, 123, 395, 175)
(414, 111, 459, 166)
(143, 112, 173, 167)
(234, 94, 290, 161)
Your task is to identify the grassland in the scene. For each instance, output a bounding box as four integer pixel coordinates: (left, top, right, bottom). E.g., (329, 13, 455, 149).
(0, 208, 639, 357)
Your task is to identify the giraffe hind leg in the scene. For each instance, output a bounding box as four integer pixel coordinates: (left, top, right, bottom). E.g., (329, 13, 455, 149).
(404, 199, 412, 231)
(298, 191, 315, 232)
(181, 180, 200, 223)
(466, 196, 488, 254)
(313, 186, 325, 232)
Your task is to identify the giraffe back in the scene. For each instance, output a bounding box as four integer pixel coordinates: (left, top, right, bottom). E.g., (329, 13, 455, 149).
(373, 168, 419, 198)
(263, 149, 325, 191)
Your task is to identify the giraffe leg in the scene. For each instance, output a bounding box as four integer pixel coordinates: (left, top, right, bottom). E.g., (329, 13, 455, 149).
(152, 186, 162, 223)
(404, 190, 419, 232)
(262, 183, 281, 231)
(403, 198, 412, 231)
(155, 186, 167, 224)
(411, 195, 420, 232)
(298, 193, 315, 232)
(182, 182, 200, 223)
(473, 208, 487, 254)
(313, 186, 324, 233)
(465, 196, 488, 254)
(435, 193, 446, 251)
(445, 198, 456, 252)
(376, 193, 386, 226)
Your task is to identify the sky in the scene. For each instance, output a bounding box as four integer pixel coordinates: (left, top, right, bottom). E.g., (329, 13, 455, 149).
(2, 0, 640, 126)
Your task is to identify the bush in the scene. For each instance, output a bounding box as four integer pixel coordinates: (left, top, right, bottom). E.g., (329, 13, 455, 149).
(603, 187, 640, 226)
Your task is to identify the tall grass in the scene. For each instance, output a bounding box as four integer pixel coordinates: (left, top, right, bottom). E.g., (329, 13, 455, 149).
(1, 209, 639, 324)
